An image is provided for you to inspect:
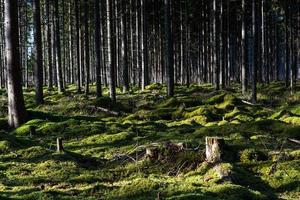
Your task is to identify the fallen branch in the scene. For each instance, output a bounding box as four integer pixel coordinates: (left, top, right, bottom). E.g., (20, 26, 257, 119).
(241, 100, 260, 106)
(288, 138, 300, 145)
(85, 105, 121, 116)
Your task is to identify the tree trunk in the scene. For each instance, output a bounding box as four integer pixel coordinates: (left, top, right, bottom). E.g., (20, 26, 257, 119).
(241, 0, 247, 95)
(46, 0, 53, 89)
(84, 0, 90, 95)
(107, 0, 116, 102)
(33, 0, 44, 104)
(75, 0, 81, 93)
(5, 0, 27, 127)
(95, 0, 102, 97)
(55, 0, 64, 93)
(121, 0, 129, 92)
(164, 0, 174, 97)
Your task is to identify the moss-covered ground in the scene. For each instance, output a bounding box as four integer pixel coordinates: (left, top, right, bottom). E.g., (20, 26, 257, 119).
(0, 82, 299, 199)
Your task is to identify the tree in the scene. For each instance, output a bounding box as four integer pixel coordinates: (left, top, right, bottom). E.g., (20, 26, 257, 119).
(95, 0, 102, 97)
(164, 0, 174, 97)
(107, 0, 116, 102)
(55, 0, 64, 93)
(45, 0, 53, 89)
(5, 0, 27, 127)
(33, 0, 44, 104)
(252, 0, 257, 103)
(241, 0, 247, 95)
(84, 0, 90, 95)
(121, 0, 129, 92)
(75, 0, 81, 93)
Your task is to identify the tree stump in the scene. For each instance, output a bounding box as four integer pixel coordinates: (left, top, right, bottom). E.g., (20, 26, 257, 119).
(57, 138, 64, 152)
(205, 137, 225, 163)
(29, 126, 36, 137)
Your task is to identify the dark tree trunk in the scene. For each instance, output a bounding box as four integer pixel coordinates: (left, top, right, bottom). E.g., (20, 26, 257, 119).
(95, 0, 102, 97)
(121, 0, 129, 92)
(252, 0, 257, 104)
(164, 0, 174, 97)
(84, 0, 90, 95)
(33, 0, 44, 104)
(75, 0, 81, 93)
(46, 0, 53, 89)
(107, 0, 116, 102)
(5, 0, 27, 127)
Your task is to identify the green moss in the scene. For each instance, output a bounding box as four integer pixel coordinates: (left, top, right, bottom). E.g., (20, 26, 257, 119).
(145, 83, 163, 91)
(14, 125, 31, 135)
(17, 146, 50, 160)
(240, 149, 267, 163)
(205, 93, 226, 105)
(290, 150, 300, 159)
(0, 140, 10, 152)
(282, 116, 300, 125)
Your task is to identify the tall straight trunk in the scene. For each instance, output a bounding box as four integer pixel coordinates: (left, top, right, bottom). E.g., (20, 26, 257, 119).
(252, 0, 257, 103)
(68, 1, 73, 84)
(33, 0, 44, 104)
(84, 0, 90, 95)
(75, 0, 81, 93)
(107, 0, 116, 102)
(285, 0, 289, 88)
(141, 0, 148, 90)
(164, 0, 174, 96)
(241, 0, 247, 94)
(185, 0, 189, 87)
(121, 0, 129, 92)
(46, 0, 53, 89)
(212, 0, 219, 90)
(5, 0, 27, 127)
(95, 0, 102, 97)
(55, 0, 64, 92)
(179, 0, 184, 85)
(261, 0, 265, 83)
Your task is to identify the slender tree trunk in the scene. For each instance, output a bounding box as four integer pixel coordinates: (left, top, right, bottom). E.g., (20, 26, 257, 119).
(55, 0, 64, 92)
(121, 0, 129, 92)
(33, 0, 44, 104)
(213, 0, 219, 90)
(164, 0, 174, 97)
(241, 0, 247, 95)
(95, 0, 102, 97)
(84, 0, 90, 95)
(46, 0, 53, 89)
(252, 0, 257, 103)
(107, 0, 116, 102)
(75, 0, 81, 93)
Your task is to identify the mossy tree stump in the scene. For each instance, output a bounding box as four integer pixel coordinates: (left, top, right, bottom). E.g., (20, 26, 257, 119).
(57, 138, 64, 152)
(205, 137, 225, 163)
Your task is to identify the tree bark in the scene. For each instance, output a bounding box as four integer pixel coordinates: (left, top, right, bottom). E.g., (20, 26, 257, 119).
(95, 0, 102, 97)
(33, 0, 44, 104)
(55, 0, 64, 93)
(164, 0, 174, 97)
(5, 0, 27, 127)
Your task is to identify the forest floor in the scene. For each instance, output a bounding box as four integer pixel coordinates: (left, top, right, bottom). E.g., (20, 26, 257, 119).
(0, 82, 299, 200)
